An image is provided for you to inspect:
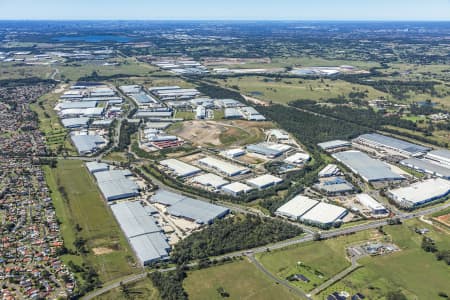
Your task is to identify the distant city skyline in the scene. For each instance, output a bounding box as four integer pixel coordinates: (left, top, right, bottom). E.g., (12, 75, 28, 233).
(1, 0, 450, 21)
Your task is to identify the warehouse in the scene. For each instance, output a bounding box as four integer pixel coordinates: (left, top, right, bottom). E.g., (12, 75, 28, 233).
(300, 202, 348, 229)
(216, 99, 244, 108)
(61, 117, 90, 128)
(94, 169, 140, 201)
(134, 110, 173, 119)
(192, 173, 230, 189)
(196, 105, 206, 119)
(85, 161, 109, 174)
(268, 129, 290, 141)
(317, 140, 351, 152)
(220, 148, 246, 158)
(58, 101, 97, 110)
(284, 152, 311, 165)
(275, 195, 319, 221)
(150, 190, 230, 224)
(198, 156, 250, 177)
(333, 150, 404, 182)
(130, 92, 158, 105)
(221, 182, 254, 196)
(400, 158, 450, 179)
(246, 174, 283, 190)
(160, 159, 201, 177)
(353, 133, 430, 157)
(119, 85, 141, 94)
(239, 106, 266, 121)
(387, 178, 450, 208)
(425, 149, 450, 167)
(313, 178, 354, 196)
(110, 201, 170, 265)
(355, 194, 389, 216)
(71, 134, 106, 155)
(318, 164, 341, 178)
(224, 108, 243, 119)
(247, 143, 290, 158)
(91, 120, 113, 128)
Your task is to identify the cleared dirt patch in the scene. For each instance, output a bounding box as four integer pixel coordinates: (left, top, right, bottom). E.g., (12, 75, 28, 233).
(434, 214, 450, 228)
(92, 247, 115, 255)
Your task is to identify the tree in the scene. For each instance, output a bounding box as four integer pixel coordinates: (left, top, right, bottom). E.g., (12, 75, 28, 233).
(421, 237, 438, 253)
(387, 290, 408, 300)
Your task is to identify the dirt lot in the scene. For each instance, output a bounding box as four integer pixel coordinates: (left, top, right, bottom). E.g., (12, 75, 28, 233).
(168, 120, 274, 148)
(92, 247, 114, 255)
(434, 214, 450, 227)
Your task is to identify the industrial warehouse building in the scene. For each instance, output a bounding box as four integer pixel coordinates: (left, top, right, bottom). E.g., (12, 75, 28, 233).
(220, 148, 246, 158)
(150, 190, 230, 224)
(353, 133, 430, 157)
(300, 202, 348, 229)
(317, 140, 351, 152)
(246, 143, 290, 158)
(313, 177, 354, 196)
(61, 117, 90, 128)
(198, 156, 250, 177)
(333, 150, 404, 182)
(275, 195, 319, 221)
(221, 182, 254, 196)
(160, 159, 201, 177)
(400, 158, 450, 179)
(284, 152, 311, 165)
(85, 161, 109, 174)
(387, 178, 450, 208)
(93, 169, 140, 201)
(192, 173, 230, 189)
(110, 201, 170, 265)
(355, 194, 389, 216)
(71, 134, 106, 155)
(425, 149, 450, 167)
(246, 174, 283, 190)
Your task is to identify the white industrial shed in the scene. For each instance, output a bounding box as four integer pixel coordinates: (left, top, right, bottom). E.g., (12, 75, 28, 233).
(192, 173, 230, 189)
(221, 182, 254, 196)
(425, 149, 450, 167)
(85, 161, 109, 174)
(71, 134, 106, 155)
(110, 201, 170, 265)
(355, 194, 389, 216)
(94, 170, 139, 201)
(246, 174, 283, 190)
(387, 178, 450, 208)
(275, 195, 319, 221)
(300, 202, 348, 228)
(160, 159, 201, 177)
(61, 117, 90, 128)
(284, 153, 311, 165)
(198, 156, 250, 177)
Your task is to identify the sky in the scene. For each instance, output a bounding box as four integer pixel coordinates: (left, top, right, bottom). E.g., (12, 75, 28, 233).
(1, 0, 450, 21)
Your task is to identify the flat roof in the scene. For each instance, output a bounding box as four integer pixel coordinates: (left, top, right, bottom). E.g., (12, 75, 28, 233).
(356, 194, 386, 211)
(160, 159, 201, 177)
(426, 149, 450, 163)
(247, 174, 283, 188)
(276, 195, 319, 219)
(221, 182, 254, 194)
(333, 150, 404, 182)
(94, 169, 139, 201)
(71, 134, 105, 154)
(85, 161, 109, 173)
(389, 178, 450, 205)
(356, 133, 430, 156)
(300, 202, 348, 225)
(317, 140, 351, 150)
(61, 117, 90, 128)
(198, 156, 249, 176)
(59, 101, 97, 110)
(192, 173, 229, 189)
(400, 158, 450, 178)
(129, 233, 170, 265)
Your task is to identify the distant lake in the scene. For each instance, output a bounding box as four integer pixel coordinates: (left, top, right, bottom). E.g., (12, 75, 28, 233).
(55, 35, 133, 43)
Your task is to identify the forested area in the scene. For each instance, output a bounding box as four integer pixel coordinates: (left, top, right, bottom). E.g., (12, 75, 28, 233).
(117, 120, 139, 151)
(171, 215, 303, 265)
(149, 269, 188, 300)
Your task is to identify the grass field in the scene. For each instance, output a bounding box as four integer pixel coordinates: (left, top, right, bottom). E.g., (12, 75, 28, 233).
(44, 160, 139, 283)
(96, 278, 160, 300)
(257, 230, 375, 293)
(213, 76, 387, 105)
(319, 219, 450, 299)
(103, 151, 129, 163)
(183, 260, 300, 300)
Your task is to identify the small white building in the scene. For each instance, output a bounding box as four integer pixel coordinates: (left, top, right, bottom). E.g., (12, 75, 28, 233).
(246, 174, 283, 190)
(221, 182, 254, 196)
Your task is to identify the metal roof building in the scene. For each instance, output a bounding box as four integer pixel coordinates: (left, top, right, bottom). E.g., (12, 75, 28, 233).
(387, 178, 450, 208)
(275, 195, 319, 221)
(354, 133, 430, 157)
(224, 108, 243, 119)
(198, 156, 250, 177)
(300, 202, 348, 228)
(317, 140, 351, 151)
(284, 153, 311, 165)
(355, 194, 388, 215)
(130, 92, 158, 105)
(333, 150, 404, 182)
(119, 85, 141, 94)
(110, 201, 170, 265)
(61, 117, 90, 128)
(134, 110, 173, 119)
(94, 170, 139, 201)
(71, 134, 106, 155)
(400, 158, 450, 179)
(313, 178, 354, 195)
(85, 161, 109, 174)
(192, 173, 230, 189)
(220, 148, 246, 158)
(246, 143, 288, 158)
(160, 159, 201, 177)
(246, 174, 283, 190)
(221, 182, 254, 196)
(425, 150, 450, 167)
(150, 190, 230, 224)
(58, 101, 97, 110)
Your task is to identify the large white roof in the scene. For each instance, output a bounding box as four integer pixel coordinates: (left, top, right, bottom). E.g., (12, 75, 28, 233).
(198, 156, 249, 176)
(356, 194, 386, 211)
(221, 182, 254, 194)
(276, 195, 319, 219)
(388, 178, 450, 205)
(246, 174, 283, 188)
(160, 159, 201, 177)
(300, 202, 347, 225)
(192, 173, 230, 189)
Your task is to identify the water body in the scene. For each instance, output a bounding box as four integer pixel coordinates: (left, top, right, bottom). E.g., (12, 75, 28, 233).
(55, 35, 133, 43)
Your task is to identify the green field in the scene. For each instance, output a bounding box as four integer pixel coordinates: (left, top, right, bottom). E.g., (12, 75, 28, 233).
(320, 219, 450, 299)
(183, 260, 300, 300)
(44, 160, 139, 283)
(213, 76, 386, 104)
(103, 151, 129, 163)
(96, 278, 160, 300)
